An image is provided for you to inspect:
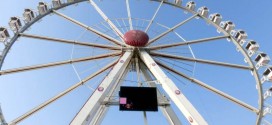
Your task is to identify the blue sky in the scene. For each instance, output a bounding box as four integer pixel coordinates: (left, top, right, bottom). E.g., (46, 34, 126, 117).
(0, 0, 272, 125)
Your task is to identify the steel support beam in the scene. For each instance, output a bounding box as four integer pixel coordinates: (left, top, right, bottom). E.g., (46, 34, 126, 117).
(70, 51, 133, 125)
(139, 50, 207, 125)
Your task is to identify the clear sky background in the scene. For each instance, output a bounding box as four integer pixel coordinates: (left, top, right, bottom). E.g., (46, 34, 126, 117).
(0, 0, 272, 125)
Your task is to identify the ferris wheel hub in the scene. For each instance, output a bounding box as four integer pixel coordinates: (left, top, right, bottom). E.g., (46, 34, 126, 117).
(124, 30, 149, 47)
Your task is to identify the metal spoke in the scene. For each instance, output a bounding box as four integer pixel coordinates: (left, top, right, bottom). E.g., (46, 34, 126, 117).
(145, 0, 163, 32)
(19, 33, 121, 50)
(0, 52, 121, 75)
(156, 60, 259, 113)
(146, 14, 198, 46)
(9, 60, 117, 125)
(89, 0, 124, 40)
(150, 52, 253, 70)
(126, 0, 133, 30)
(52, 10, 124, 46)
(70, 51, 133, 125)
(149, 35, 230, 50)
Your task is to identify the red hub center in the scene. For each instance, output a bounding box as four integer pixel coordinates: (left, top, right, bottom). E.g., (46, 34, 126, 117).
(123, 30, 149, 47)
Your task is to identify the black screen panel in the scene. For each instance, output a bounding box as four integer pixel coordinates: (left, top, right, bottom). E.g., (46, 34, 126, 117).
(119, 86, 158, 112)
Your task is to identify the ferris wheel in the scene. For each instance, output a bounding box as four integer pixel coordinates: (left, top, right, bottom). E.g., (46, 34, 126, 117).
(0, 0, 271, 125)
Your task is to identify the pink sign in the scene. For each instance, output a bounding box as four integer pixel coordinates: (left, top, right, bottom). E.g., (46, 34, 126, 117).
(120, 97, 127, 104)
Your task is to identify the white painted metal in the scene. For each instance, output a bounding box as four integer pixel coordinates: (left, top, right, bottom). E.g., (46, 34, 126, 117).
(37, 2, 48, 15)
(0, 0, 268, 124)
(145, 0, 163, 32)
(140, 62, 182, 125)
(209, 13, 222, 25)
(53, 10, 124, 46)
(156, 60, 259, 113)
(80, 57, 183, 125)
(126, 0, 133, 30)
(147, 14, 198, 46)
(174, 0, 182, 6)
(150, 52, 252, 70)
(145, 3, 264, 124)
(245, 41, 259, 57)
(23, 9, 35, 23)
(0, 106, 8, 125)
(255, 53, 270, 69)
(146, 0, 264, 122)
(89, 0, 124, 40)
(263, 106, 272, 116)
(9, 17, 22, 32)
(149, 35, 229, 50)
(0, 27, 9, 42)
(186, 1, 196, 11)
(19, 33, 121, 50)
(70, 51, 133, 125)
(52, 0, 62, 8)
(88, 68, 129, 125)
(134, 58, 148, 125)
(264, 90, 272, 100)
(139, 50, 207, 125)
(197, 7, 209, 18)
(0, 52, 121, 75)
(220, 21, 235, 33)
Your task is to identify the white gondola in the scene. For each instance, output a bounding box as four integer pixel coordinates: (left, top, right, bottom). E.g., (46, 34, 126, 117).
(9, 17, 22, 32)
(209, 13, 222, 25)
(230, 30, 247, 42)
(255, 53, 270, 69)
(261, 67, 272, 83)
(245, 40, 259, 57)
(220, 21, 235, 33)
(197, 6, 209, 18)
(23, 9, 35, 23)
(0, 27, 10, 42)
(52, 0, 62, 8)
(38, 2, 48, 15)
(263, 106, 272, 116)
(174, 0, 182, 6)
(186, 1, 196, 11)
(264, 88, 272, 99)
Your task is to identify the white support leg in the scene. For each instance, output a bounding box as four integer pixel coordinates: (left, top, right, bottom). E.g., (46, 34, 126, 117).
(88, 67, 130, 125)
(140, 62, 182, 125)
(139, 50, 207, 125)
(70, 51, 133, 125)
